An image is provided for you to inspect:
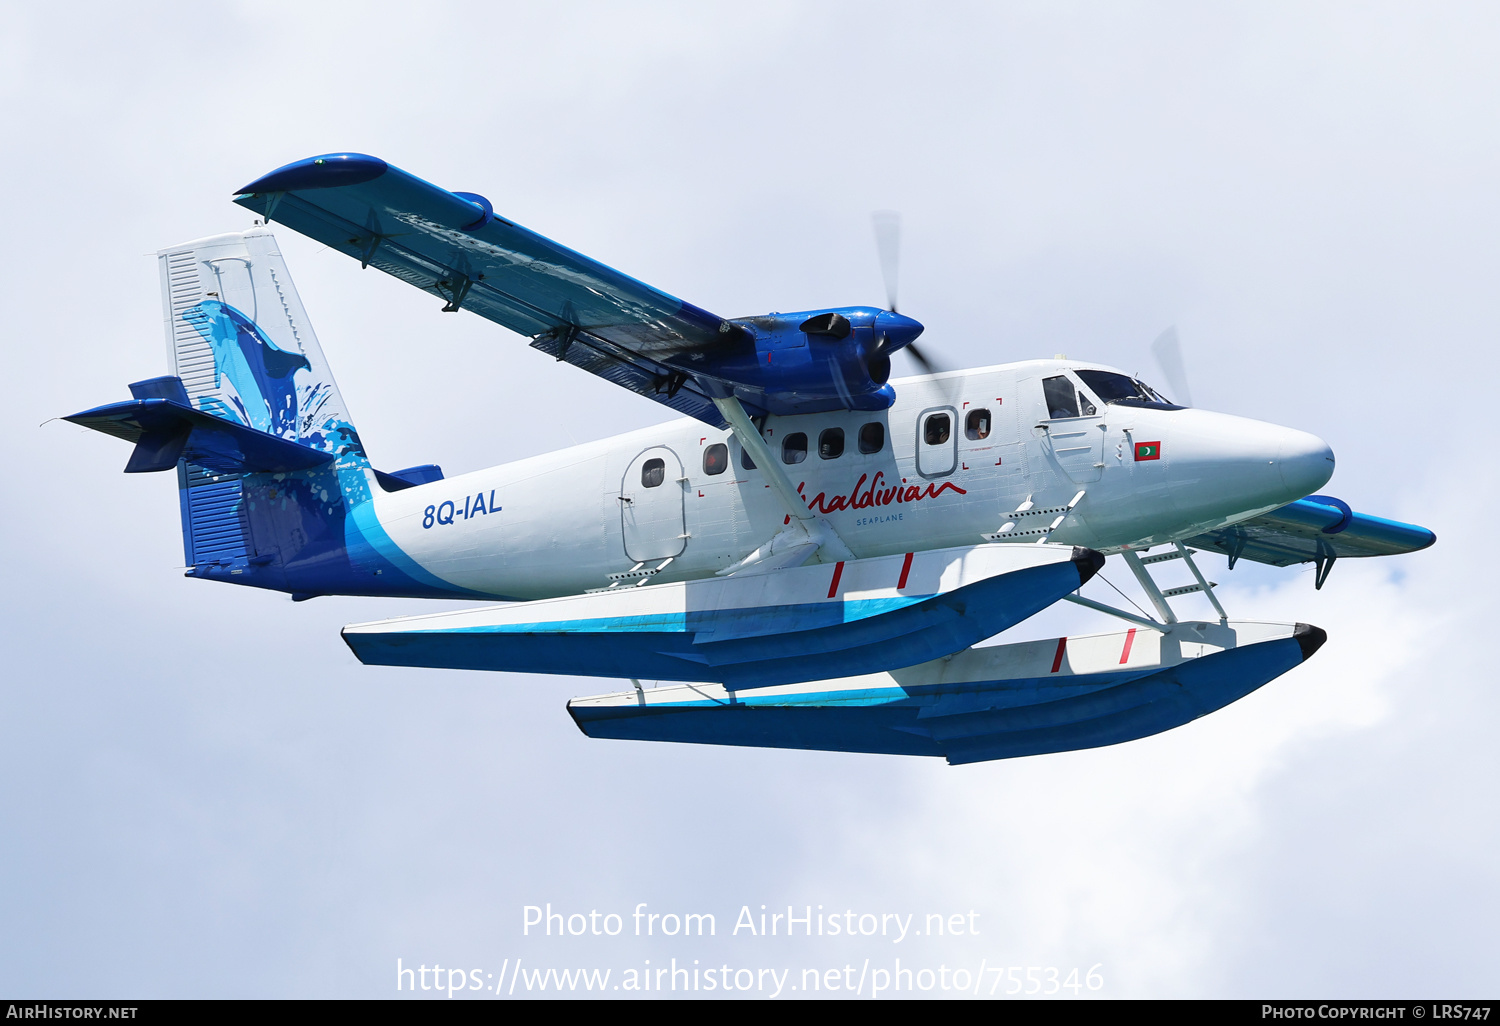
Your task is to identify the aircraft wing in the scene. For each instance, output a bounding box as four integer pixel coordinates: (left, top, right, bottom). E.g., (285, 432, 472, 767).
(1184, 495, 1436, 569)
(232, 154, 754, 427)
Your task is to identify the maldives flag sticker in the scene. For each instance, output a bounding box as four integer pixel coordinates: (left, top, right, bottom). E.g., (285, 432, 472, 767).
(1134, 441, 1162, 461)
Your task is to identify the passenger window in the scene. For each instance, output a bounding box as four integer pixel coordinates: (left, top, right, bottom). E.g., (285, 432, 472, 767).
(782, 432, 808, 464)
(641, 458, 665, 488)
(965, 409, 991, 440)
(923, 413, 951, 445)
(819, 427, 844, 460)
(858, 422, 884, 454)
(1042, 375, 1080, 419)
(702, 443, 728, 476)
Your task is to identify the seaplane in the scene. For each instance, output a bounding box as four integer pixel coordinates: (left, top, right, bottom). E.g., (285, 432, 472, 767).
(65, 153, 1436, 766)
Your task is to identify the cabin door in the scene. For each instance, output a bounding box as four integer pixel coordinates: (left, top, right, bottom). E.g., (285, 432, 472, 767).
(1035, 374, 1106, 483)
(620, 446, 688, 562)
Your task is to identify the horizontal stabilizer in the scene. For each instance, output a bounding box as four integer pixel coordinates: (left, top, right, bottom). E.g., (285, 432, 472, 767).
(65, 376, 334, 475)
(342, 544, 1105, 689)
(1185, 494, 1436, 568)
(568, 620, 1324, 765)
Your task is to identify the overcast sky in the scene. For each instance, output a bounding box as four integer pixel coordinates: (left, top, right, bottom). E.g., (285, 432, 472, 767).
(1, 1, 1495, 999)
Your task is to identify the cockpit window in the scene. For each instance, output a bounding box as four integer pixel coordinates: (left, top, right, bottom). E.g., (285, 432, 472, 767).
(1075, 369, 1186, 410)
(1042, 375, 1080, 419)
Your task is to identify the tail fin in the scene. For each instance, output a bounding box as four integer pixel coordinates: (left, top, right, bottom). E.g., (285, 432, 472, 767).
(158, 229, 367, 571)
(69, 227, 455, 599)
(161, 227, 362, 454)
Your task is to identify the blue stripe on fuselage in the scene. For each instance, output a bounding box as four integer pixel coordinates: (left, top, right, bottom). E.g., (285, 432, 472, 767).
(345, 494, 497, 599)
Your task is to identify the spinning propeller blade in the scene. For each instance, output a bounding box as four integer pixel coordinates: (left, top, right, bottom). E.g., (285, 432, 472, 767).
(903, 338, 943, 378)
(872, 210, 901, 313)
(1150, 326, 1194, 407)
(872, 210, 944, 377)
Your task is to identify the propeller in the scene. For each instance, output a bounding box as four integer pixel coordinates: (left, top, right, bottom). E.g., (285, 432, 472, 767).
(872, 210, 901, 311)
(872, 211, 943, 377)
(1150, 326, 1195, 407)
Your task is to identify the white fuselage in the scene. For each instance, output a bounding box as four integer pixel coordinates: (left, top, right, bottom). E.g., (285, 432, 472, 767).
(367, 361, 1334, 600)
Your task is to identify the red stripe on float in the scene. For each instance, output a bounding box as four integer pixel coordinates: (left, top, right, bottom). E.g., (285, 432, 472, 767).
(827, 561, 845, 599)
(898, 551, 914, 589)
(1119, 627, 1137, 664)
(1051, 637, 1068, 673)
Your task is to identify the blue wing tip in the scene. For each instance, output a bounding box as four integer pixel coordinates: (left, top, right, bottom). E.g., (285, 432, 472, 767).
(1297, 494, 1437, 551)
(1407, 524, 1438, 550)
(235, 153, 389, 195)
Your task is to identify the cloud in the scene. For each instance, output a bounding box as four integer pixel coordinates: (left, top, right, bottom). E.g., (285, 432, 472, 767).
(1, 0, 1492, 998)
(779, 483, 1484, 996)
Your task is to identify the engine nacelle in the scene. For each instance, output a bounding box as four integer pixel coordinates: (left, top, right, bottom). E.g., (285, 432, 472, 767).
(685, 306, 923, 415)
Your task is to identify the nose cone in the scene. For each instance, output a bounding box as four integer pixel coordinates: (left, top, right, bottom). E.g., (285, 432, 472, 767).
(1279, 429, 1335, 499)
(1156, 411, 1337, 530)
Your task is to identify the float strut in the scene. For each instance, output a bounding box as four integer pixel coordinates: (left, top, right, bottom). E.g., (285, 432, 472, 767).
(1175, 542, 1229, 621)
(1121, 548, 1179, 624)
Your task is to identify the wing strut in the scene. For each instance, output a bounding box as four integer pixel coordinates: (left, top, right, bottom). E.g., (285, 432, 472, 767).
(711, 396, 855, 565)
